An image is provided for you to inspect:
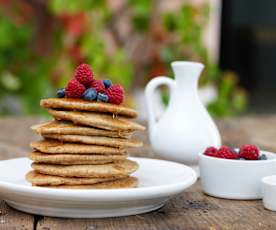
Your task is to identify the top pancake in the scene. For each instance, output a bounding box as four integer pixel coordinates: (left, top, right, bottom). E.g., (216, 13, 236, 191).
(41, 98, 137, 118)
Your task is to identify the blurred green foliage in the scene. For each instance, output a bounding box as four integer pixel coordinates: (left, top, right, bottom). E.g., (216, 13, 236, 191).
(0, 13, 54, 114)
(0, 0, 247, 117)
(208, 71, 248, 117)
(49, 0, 104, 13)
(161, 4, 217, 83)
(129, 0, 152, 32)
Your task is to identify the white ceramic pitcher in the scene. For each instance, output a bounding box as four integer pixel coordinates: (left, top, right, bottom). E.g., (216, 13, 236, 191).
(145, 61, 221, 173)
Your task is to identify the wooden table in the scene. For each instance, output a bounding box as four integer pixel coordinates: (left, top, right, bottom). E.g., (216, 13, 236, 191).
(1, 116, 276, 230)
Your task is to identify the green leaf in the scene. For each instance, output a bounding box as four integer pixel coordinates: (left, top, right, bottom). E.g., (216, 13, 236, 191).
(0, 72, 21, 91)
(49, 0, 104, 13)
(163, 13, 177, 31)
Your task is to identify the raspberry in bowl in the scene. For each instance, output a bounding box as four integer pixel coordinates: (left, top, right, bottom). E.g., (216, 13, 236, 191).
(199, 145, 276, 200)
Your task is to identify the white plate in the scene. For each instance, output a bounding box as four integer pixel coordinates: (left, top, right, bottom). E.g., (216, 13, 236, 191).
(0, 157, 196, 218)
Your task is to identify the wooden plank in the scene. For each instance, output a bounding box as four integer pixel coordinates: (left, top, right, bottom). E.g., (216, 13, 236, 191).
(0, 201, 34, 230)
(217, 115, 276, 151)
(36, 181, 276, 230)
(0, 117, 42, 152)
(0, 118, 37, 230)
(0, 117, 43, 161)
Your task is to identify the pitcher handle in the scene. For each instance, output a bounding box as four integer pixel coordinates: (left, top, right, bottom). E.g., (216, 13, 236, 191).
(145, 77, 175, 131)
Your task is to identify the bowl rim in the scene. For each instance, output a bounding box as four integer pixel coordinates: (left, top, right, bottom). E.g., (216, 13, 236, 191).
(199, 150, 276, 163)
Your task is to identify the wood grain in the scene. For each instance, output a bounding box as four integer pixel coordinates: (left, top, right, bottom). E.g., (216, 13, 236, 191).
(1, 116, 276, 229)
(0, 201, 34, 230)
(36, 182, 276, 230)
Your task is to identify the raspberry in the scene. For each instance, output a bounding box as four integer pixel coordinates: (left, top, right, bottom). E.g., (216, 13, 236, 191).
(217, 146, 238, 159)
(106, 84, 124, 105)
(74, 63, 93, 86)
(65, 79, 86, 98)
(239, 144, 260, 160)
(204, 147, 218, 157)
(90, 80, 105, 93)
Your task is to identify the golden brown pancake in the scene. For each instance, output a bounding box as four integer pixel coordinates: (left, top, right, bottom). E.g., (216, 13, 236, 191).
(28, 151, 128, 165)
(26, 170, 123, 186)
(37, 177, 138, 189)
(40, 98, 138, 118)
(31, 121, 132, 139)
(31, 160, 138, 178)
(48, 109, 145, 131)
(31, 139, 126, 155)
(43, 134, 143, 148)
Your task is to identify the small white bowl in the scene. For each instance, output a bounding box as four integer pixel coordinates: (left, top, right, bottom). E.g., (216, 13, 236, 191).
(199, 150, 276, 200)
(262, 175, 276, 211)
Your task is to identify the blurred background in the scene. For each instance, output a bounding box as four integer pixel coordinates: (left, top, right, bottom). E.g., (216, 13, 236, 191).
(0, 0, 274, 118)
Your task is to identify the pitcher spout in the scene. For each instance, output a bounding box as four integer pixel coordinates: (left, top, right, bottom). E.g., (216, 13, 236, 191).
(171, 61, 204, 87)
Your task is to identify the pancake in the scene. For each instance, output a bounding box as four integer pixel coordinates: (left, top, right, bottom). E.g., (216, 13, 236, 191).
(43, 134, 143, 148)
(48, 109, 145, 131)
(37, 177, 138, 189)
(40, 98, 138, 118)
(26, 170, 123, 186)
(28, 151, 128, 165)
(31, 121, 132, 139)
(31, 159, 138, 178)
(31, 139, 126, 155)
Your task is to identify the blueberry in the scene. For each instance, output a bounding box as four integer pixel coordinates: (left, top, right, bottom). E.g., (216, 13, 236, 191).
(97, 93, 109, 102)
(82, 88, 97, 101)
(56, 88, 65, 98)
(259, 154, 268, 160)
(103, 79, 112, 89)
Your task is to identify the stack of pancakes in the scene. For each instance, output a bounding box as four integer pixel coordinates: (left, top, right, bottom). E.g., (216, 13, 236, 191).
(26, 98, 145, 189)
